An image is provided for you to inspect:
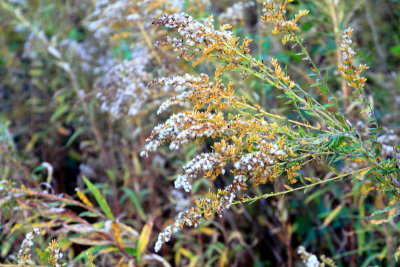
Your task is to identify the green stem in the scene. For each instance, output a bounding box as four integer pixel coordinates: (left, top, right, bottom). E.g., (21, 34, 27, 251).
(293, 34, 342, 114)
(233, 167, 371, 205)
(235, 100, 333, 133)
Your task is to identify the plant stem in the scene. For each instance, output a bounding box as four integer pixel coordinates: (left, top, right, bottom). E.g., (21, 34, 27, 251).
(235, 100, 333, 133)
(233, 167, 371, 205)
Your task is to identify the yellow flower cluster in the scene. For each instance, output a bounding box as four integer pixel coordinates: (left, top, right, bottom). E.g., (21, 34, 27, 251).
(260, 0, 309, 44)
(338, 28, 369, 92)
(271, 58, 295, 88)
(150, 74, 235, 114)
(47, 240, 64, 267)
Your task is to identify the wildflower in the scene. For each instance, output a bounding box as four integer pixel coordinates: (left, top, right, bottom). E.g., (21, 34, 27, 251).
(155, 175, 247, 252)
(17, 228, 42, 265)
(47, 239, 64, 267)
(154, 208, 201, 252)
(95, 49, 151, 119)
(154, 12, 252, 67)
(150, 74, 235, 114)
(175, 152, 225, 192)
(271, 58, 295, 88)
(154, 13, 232, 47)
(297, 246, 321, 267)
(88, 0, 149, 39)
(146, 0, 390, 256)
(218, 2, 256, 27)
(338, 28, 369, 92)
(59, 39, 114, 75)
(260, 0, 309, 44)
(142, 111, 228, 155)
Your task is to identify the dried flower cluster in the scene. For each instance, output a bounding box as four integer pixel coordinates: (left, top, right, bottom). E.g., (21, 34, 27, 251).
(95, 49, 151, 118)
(144, 1, 347, 252)
(17, 227, 41, 265)
(144, 74, 326, 251)
(338, 28, 369, 92)
(218, 1, 256, 26)
(297, 246, 321, 267)
(90, 0, 185, 119)
(150, 74, 235, 114)
(260, 0, 309, 44)
(47, 239, 64, 267)
(154, 174, 247, 252)
(59, 39, 114, 75)
(141, 0, 400, 253)
(271, 57, 295, 88)
(89, 0, 154, 39)
(297, 246, 337, 267)
(153, 12, 253, 67)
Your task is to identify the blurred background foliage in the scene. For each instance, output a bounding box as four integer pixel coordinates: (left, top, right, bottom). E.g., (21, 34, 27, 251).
(0, 0, 400, 266)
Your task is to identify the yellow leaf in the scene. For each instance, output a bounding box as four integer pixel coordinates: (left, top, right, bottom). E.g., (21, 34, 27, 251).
(357, 168, 370, 180)
(118, 223, 139, 240)
(395, 246, 400, 261)
(218, 250, 228, 267)
(57, 126, 71, 136)
(136, 220, 153, 264)
(174, 248, 182, 267)
(323, 204, 343, 227)
(9, 214, 41, 235)
(112, 221, 123, 246)
(147, 0, 166, 11)
(179, 247, 195, 259)
(132, 153, 142, 177)
(189, 256, 200, 267)
(199, 227, 215, 235)
(89, 246, 120, 260)
(76, 189, 94, 208)
(283, 184, 293, 190)
(110, 32, 131, 41)
(370, 219, 390, 225)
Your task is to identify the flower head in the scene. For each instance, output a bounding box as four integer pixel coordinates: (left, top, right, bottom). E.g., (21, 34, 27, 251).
(338, 28, 369, 92)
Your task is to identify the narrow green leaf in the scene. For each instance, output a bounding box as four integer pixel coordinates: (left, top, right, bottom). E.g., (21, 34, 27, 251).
(390, 45, 400, 55)
(50, 105, 68, 122)
(83, 177, 115, 220)
(319, 87, 329, 93)
(65, 129, 83, 147)
(323, 104, 336, 108)
(122, 188, 147, 220)
(323, 204, 343, 227)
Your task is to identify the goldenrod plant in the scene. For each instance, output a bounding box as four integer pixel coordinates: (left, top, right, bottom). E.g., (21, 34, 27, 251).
(143, 0, 400, 254)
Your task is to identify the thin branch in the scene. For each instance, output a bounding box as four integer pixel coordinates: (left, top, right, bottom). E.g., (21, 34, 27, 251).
(233, 167, 371, 205)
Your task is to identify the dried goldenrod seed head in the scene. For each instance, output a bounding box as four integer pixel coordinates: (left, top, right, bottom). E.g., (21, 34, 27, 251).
(338, 27, 369, 92)
(218, 2, 256, 27)
(47, 239, 64, 267)
(260, 0, 309, 44)
(17, 228, 42, 265)
(95, 50, 151, 119)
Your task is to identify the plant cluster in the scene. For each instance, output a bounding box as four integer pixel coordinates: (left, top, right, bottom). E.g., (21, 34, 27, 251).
(143, 0, 400, 254)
